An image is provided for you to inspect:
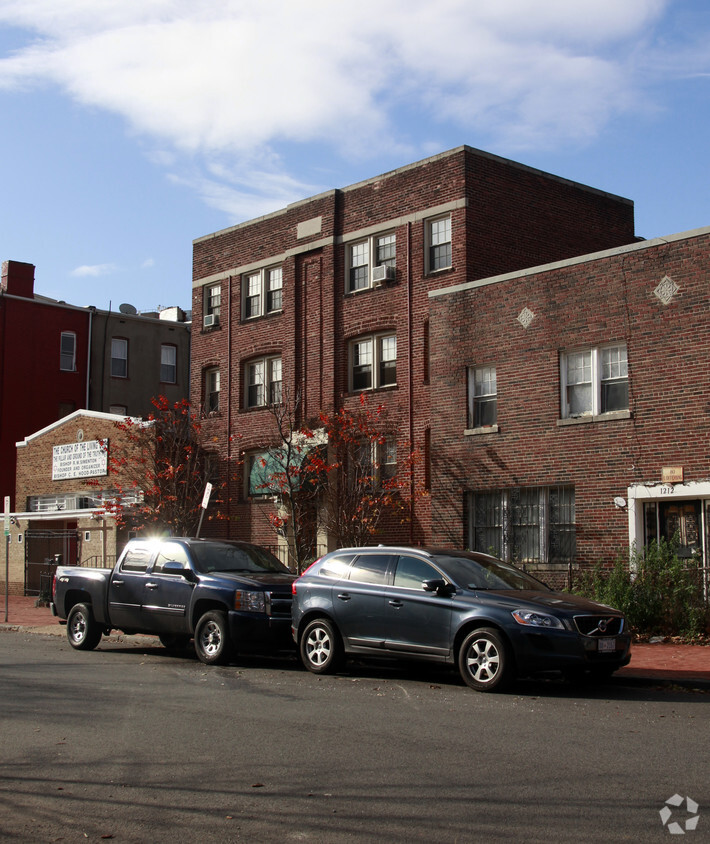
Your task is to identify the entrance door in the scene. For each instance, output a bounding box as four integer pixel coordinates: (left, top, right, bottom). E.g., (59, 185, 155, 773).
(25, 525, 79, 596)
(659, 501, 701, 558)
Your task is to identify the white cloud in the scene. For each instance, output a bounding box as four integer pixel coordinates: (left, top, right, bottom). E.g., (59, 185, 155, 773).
(70, 263, 118, 277)
(0, 0, 704, 216)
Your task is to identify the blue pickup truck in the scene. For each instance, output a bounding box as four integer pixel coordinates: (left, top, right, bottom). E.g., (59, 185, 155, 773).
(51, 537, 295, 664)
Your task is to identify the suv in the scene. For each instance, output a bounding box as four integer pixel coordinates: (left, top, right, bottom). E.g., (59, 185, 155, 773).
(291, 546, 631, 692)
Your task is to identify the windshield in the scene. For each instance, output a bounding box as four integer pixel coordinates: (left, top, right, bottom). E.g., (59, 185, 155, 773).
(434, 552, 550, 592)
(190, 541, 291, 575)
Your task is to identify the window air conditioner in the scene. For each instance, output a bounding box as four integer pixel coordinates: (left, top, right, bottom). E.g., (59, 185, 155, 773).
(372, 265, 396, 286)
(203, 313, 219, 328)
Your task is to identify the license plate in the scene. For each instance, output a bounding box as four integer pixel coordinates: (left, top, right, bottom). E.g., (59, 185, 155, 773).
(598, 638, 616, 652)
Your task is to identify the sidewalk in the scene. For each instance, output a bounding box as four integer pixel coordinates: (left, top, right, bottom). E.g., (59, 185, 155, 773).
(1, 595, 709, 689)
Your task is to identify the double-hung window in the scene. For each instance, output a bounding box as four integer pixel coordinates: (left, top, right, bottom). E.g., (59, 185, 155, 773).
(160, 344, 177, 383)
(205, 367, 220, 413)
(246, 356, 282, 408)
(427, 215, 452, 272)
(60, 332, 76, 372)
(243, 266, 283, 319)
(561, 344, 628, 418)
(204, 283, 221, 327)
(111, 338, 128, 378)
(350, 333, 396, 391)
(347, 232, 396, 292)
(468, 366, 497, 428)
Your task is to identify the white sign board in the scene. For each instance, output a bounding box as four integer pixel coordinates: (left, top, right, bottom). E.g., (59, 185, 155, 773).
(3, 496, 9, 536)
(201, 482, 213, 510)
(52, 440, 108, 481)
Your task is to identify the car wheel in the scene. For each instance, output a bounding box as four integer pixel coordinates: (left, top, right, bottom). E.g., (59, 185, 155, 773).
(458, 627, 513, 692)
(159, 634, 191, 651)
(300, 618, 344, 674)
(66, 603, 103, 651)
(194, 610, 233, 665)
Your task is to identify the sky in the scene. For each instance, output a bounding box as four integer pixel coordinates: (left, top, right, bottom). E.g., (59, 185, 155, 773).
(0, 0, 708, 313)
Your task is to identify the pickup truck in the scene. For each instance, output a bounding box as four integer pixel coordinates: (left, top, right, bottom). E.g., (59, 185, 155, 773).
(51, 537, 295, 665)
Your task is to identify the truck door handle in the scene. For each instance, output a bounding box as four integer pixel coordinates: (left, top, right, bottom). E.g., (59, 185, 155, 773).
(336, 593, 351, 601)
(112, 580, 124, 586)
(388, 600, 403, 608)
(145, 582, 159, 590)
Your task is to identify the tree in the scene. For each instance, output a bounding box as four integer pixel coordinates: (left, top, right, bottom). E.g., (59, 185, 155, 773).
(253, 392, 420, 571)
(98, 396, 219, 536)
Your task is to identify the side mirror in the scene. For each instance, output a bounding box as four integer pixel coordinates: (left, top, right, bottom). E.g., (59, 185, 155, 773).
(162, 561, 194, 580)
(422, 578, 454, 595)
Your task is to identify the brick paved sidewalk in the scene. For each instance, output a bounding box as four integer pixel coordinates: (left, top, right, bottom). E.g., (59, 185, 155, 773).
(2, 595, 708, 688)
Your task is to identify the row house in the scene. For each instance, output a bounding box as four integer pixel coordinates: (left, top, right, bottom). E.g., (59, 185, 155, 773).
(191, 146, 637, 554)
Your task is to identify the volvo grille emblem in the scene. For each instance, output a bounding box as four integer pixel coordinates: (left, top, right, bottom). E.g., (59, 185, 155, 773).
(598, 619, 608, 633)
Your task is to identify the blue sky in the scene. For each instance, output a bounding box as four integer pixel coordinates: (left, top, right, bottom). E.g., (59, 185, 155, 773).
(0, 0, 708, 313)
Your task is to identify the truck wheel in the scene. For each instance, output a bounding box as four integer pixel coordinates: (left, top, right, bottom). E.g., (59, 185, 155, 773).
(159, 634, 191, 651)
(194, 610, 233, 665)
(299, 618, 344, 674)
(66, 603, 103, 651)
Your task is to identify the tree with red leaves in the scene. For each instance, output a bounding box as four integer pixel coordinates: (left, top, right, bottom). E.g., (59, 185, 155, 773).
(99, 396, 219, 536)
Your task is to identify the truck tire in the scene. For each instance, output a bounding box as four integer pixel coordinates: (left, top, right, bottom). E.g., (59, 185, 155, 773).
(194, 610, 233, 665)
(66, 603, 103, 651)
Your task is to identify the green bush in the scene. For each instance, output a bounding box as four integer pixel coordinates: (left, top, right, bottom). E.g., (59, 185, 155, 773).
(573, 538, 708, 637)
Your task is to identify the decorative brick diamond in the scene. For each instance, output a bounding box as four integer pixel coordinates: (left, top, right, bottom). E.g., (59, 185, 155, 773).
(654, 275, 679, 305)
(517, 307, 535, 328)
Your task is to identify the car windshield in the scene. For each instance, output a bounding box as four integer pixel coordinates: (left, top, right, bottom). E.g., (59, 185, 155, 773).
(190, 541, 291, 575)
(434, 552, 550, 592)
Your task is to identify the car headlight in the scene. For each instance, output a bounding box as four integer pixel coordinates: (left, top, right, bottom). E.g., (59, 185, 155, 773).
(511, 609, 564, 629)
(234, 590, 266, 613)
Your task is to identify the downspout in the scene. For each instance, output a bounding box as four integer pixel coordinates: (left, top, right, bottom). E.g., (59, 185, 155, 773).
(407, 222, 415, 543)
(85, 306, 94, 408)
(227, 276, 233, 530)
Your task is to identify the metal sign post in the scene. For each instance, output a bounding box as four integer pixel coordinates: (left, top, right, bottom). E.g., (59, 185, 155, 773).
(4, 496, 10, 623)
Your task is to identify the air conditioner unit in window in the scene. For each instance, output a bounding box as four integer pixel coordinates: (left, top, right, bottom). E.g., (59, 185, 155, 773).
(203, 313, 219, 328)
(372, 264, 396, 286)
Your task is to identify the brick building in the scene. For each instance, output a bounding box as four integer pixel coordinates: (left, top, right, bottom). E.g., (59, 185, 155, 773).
(190, 146, 637, 556)
(428, 225, 710, 589)
(4, 410, 142, 596)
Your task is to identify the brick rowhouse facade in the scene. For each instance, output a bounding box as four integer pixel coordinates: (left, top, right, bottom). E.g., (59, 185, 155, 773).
(191, 146, 636, 558)
(429, 226, 710, 587)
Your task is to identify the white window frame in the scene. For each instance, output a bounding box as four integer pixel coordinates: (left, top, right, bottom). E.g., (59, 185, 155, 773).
(245, 355, 282, 408)
(468, 366, 497, 429)
(205, 367, 220, 414)
(243, 265, 283, 319)
(560, 343, 628, 419)
(204, 283, 221, 322)
(111, 338, 128, 379)
(349, 333, 397, 392)
(160, 344, 177, 384)
(60, 331, 76, 372)
(346, 232, 396, 293)
(426, 215, 452, 273)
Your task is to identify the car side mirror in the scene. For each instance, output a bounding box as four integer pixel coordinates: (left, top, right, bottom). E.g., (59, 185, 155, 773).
(423, 578, 454, 596)
(162, 561, 194, 580)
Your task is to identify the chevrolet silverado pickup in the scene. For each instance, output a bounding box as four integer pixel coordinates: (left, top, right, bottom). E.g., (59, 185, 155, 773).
(51, 537, 295, 664)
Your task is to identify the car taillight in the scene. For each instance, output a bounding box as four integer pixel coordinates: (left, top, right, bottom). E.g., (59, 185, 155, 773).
(52, 573, 57, 601)
(292, 557, 322, 593)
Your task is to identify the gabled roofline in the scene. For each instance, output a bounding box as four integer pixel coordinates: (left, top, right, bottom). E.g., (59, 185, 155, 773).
(16, 409, 147, 448)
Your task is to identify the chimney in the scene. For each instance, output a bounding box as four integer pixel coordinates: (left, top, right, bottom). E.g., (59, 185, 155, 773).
(1, 260, 35, 298)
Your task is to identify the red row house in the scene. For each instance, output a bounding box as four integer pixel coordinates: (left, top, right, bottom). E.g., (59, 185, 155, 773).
(191, 146, 636, 557)
(0, 260, 90, 511)
(428, 225, 710, 589)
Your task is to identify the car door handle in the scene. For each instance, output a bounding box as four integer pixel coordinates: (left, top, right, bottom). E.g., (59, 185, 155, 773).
(145, 582, 159, 590)
(388, 600, 404, 608)
(112, 580, 124, 587)
(336, 593, 351, 601)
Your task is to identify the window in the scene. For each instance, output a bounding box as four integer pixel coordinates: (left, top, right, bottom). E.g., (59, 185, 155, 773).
(468, 486, 576, 564)
(347, 232, 396, 292)
(468, 366, 497, 428)
(245, 356, 282, 408)
(109, 405, 127, 416)
(246, 451, 276, 497)
(204, 284, 221, 325)
(348, 553, 391, 585)
(427, 215, 451, 272)
(351, 436, 397, 487)
(153, 542, 190, 574)
(561, 344, 628, 418)
(160, 344, 177, 383)
(350, 333, 396, 391)
(60, 332, 76, 371)
(394, 556, 440, 590)
(205, 367, 220, 413)
(111, 338, 128, 378)
(243, 266, 283, 319)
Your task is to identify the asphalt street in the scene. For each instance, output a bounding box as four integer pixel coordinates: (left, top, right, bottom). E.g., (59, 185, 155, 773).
(1, 630, 707, 843)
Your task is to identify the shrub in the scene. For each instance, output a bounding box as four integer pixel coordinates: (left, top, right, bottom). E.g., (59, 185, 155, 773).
(573, 538, 708, 637)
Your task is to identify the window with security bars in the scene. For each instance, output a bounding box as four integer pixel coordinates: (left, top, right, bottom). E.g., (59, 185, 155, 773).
(468, 486, 576, 564)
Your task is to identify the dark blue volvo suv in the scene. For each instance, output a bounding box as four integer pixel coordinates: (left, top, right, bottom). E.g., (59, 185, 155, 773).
(291, 546, 631, 692)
